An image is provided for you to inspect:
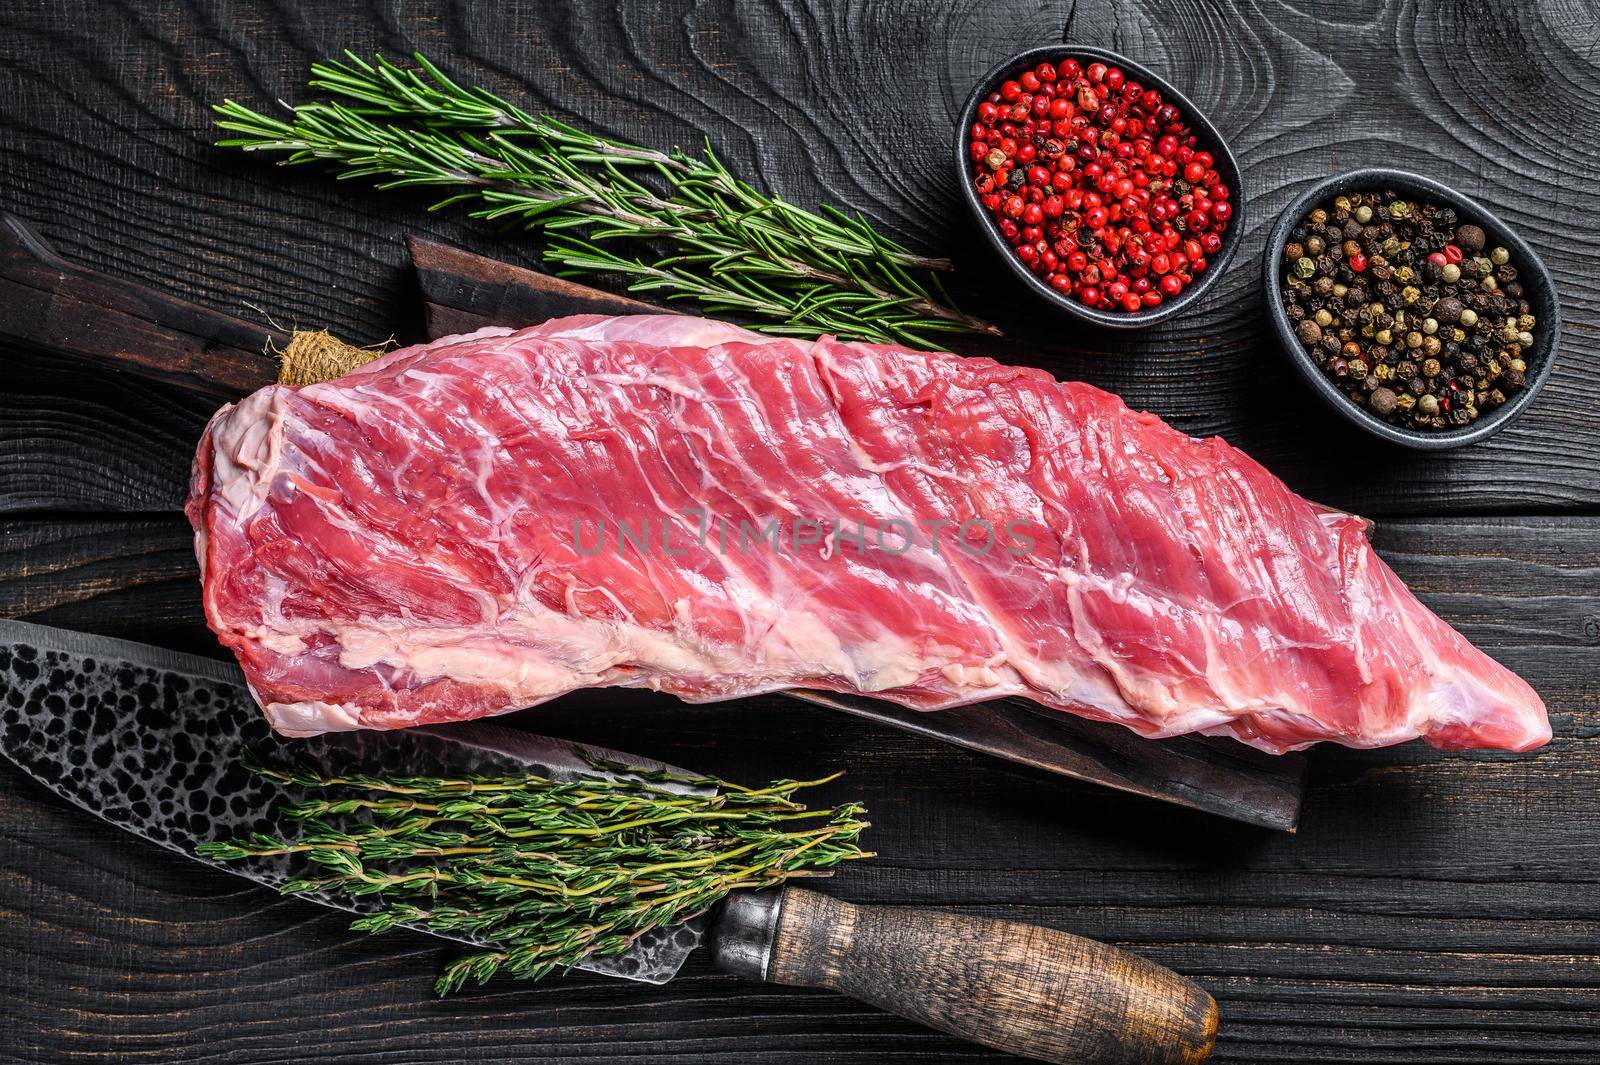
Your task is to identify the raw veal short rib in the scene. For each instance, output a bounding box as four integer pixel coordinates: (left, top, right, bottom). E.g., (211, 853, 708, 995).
(187, 314, 1549, 754)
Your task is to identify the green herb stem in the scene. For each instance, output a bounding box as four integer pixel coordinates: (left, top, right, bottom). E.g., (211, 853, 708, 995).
(214, 51, 996, 346)
(199, 756, 869, 994)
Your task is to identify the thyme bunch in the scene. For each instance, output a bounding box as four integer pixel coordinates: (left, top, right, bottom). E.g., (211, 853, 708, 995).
(198, 757, 869, 994)
(214, 52, 996, 347)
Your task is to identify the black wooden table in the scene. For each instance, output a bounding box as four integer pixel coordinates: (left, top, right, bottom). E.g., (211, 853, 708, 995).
(1, 2, 1596, 1062)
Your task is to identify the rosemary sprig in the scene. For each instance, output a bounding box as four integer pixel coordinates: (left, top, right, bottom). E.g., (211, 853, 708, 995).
(213, 51, 997, 347)
(199, 757, 870, 994)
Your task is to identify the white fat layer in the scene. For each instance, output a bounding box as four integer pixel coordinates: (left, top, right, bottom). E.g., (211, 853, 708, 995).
(208, 388, 288, 522)
(264, 595, 1016, 715)
(264, 699, 365, 737)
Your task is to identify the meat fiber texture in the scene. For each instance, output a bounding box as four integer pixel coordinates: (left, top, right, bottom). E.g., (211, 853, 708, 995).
(187, 314, 1549, 754)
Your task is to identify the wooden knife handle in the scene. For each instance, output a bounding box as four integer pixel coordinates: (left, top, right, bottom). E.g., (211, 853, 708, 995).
(0, 212, 281, 398)
(759, 886, 1217, 1065)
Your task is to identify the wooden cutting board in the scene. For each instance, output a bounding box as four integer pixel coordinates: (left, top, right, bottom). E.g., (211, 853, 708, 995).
(0, 214, 1304, 831)
(406, 234, 1308, 831)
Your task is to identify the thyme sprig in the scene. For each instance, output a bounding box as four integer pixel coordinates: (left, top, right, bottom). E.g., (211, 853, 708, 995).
(198, 756, 870, 994)
(214, 52, 996, 347)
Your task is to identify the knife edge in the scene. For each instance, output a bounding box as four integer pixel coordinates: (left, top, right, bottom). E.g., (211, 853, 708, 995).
(0, 619, 705, 984)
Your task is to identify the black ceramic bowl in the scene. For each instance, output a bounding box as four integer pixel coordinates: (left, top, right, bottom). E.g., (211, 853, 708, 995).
(954, 45, 1246, 329)
(1264, 168, 1560, 450)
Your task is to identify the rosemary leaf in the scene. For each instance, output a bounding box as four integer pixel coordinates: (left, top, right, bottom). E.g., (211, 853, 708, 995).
(215, 51, 997, 347)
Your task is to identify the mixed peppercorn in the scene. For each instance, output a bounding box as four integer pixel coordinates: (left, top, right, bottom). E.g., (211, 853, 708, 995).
(1280, 190, 1537, 431)
(968, 57, 1233, 312)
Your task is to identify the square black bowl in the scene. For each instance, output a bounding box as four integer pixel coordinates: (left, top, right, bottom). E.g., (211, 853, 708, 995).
(1263, 168, 1561, 450)
(953, 44, 1246, 329)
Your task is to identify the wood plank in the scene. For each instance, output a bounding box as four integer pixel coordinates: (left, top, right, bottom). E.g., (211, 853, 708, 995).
(1, 0, 1598, 1061)
(0, 341, 219, 513)
(409, 233, 662, 327)
(0, 512, 1594, 1064)
(0, 516, 206, 650)
(0, 1, 1593, 515)
(0, 214, 281, 398)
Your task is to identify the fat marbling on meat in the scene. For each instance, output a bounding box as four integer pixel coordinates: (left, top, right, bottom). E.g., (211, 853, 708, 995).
(186, 314, 1549, 754)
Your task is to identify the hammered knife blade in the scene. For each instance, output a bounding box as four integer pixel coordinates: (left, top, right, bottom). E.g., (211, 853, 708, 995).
(0, 618, 706, 983)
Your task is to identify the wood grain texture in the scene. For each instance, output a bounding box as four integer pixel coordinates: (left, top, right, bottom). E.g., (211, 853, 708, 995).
(0, 0, 1598, 1062)
(411, 233, 664, 326)
(765, 885, 1219, 1064)
(0, 339, 219, 513)
(0, 0, 1597, 514)
(0, 513, 1594, 1063)
(0, 213, 282, 398)
(0, 517, 201, 638)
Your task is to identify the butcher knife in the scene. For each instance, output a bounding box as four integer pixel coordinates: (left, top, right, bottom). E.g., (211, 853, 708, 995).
(0, 619, 1217, 1065)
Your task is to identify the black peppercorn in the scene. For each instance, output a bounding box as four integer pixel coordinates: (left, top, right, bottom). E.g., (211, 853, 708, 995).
(1280, 189, 1537, 432)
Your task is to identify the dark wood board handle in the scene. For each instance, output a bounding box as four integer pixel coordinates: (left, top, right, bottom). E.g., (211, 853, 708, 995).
(0, 213, 281, 398)
(408, 233, 665, 340)
(763, 886, 1217, 1064)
